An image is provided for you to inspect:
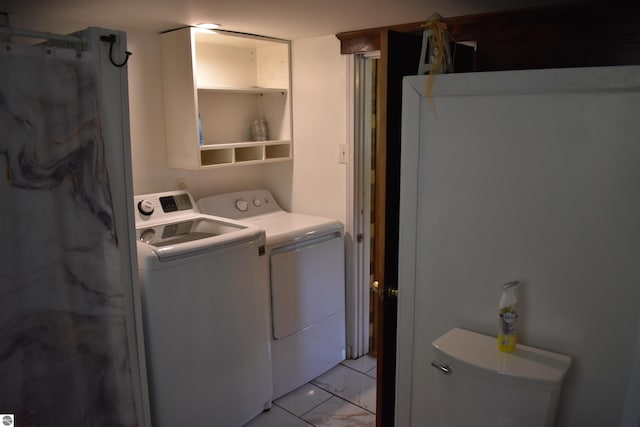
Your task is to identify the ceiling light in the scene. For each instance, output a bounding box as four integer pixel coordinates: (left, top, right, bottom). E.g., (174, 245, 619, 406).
(196, 23, 221, 30)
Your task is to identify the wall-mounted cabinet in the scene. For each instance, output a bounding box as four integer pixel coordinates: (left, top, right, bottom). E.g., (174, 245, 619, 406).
(160, 27, 292, 169)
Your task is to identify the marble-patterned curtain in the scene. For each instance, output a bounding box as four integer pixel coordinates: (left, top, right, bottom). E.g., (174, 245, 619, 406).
(0, 43, 138, 426)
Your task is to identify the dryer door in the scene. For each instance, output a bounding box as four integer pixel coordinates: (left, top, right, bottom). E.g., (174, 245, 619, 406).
(270, 232, 345, 340)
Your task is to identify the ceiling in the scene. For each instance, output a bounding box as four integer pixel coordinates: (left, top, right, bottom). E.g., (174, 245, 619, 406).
(4, 0, 584, 40)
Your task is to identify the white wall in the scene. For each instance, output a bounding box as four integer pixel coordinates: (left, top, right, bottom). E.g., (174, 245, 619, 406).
(123, 31, 349, 220)
(288, 36, 348, 223)
(126, 32, 348, 219)
(126, 32, 348, 220)
(125, 29, 277, 200)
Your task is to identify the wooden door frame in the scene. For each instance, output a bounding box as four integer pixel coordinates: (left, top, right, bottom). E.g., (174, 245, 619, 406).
(336, 4, 640, 67)
(375, 30, 423, 427)
(373, 30, 389, 427)
(346, 52, 376, 360)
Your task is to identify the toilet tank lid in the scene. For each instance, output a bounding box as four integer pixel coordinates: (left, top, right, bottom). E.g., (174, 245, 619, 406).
(432, 328, 572, 387)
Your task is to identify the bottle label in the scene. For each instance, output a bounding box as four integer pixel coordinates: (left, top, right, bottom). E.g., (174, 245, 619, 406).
(500, 309, 518, 335)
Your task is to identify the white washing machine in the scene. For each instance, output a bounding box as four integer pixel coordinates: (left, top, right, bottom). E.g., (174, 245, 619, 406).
(197, 189, 346, 399)
(134, 190, 272, 427)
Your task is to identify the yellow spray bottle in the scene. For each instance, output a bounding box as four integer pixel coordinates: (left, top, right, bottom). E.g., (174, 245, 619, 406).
(498, 281, 520, 352)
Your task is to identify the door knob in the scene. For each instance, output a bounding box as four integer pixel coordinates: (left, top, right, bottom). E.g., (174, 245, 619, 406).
(371, 280, 398, 299)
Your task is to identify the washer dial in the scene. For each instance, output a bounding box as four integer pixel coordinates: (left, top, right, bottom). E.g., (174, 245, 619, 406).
(235, 199, 249, 212)
(138, 199, 155, 216)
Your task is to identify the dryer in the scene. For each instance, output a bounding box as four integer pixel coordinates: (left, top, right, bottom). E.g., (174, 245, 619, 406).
(197, 189, 346, 399)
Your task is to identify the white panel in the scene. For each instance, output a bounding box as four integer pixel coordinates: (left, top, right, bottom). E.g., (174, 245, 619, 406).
(260, 91, 290, 141)
(397, 67, 640, 427)
(271, 311, 346, 399)
(270, 235, 345, 339)
(290, 36, 347, 222)
(395, 78, 422, 427)
(159, 27, 200, 169)
(194, 42, 257, 88)
(257, 43, 290, 89)
(139, 243, 271, 427)
(436, 363, 554, 427)
(96, 28, 151, 427)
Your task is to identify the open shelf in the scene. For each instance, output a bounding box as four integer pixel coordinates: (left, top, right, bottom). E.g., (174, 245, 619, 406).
(160, 27, 292, 169)
(198, 86, 287, 94)
(265, 143, 291, 159)
(198, 140, 292, 168)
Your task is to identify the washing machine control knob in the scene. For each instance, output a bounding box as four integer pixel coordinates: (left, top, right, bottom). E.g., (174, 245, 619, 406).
(235, 199, 249, 212)
(138, 199, 155, 216)
(139, 229, 156, 243)
(253, 199, 262, 207)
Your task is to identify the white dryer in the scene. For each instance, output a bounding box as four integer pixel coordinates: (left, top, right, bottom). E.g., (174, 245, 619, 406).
(134, 191, 272, 427)
(198, 190, 346, 399)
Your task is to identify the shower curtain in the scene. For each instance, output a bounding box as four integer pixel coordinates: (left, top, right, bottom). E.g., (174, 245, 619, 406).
(0, 35, 141, 426)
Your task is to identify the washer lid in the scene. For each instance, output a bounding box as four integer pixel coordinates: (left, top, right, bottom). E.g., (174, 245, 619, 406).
(136, 216, 263, 259)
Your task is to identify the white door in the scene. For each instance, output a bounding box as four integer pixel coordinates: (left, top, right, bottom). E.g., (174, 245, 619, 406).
(396, 66, 640, 426)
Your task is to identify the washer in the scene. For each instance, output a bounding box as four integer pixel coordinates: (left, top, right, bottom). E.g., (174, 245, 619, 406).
(197, 189, 346, 399)
(134, 190, 272, 427)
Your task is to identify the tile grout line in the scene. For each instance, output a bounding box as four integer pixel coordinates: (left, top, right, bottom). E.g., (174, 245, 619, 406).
(291, 387, 376, 422)
(339, 360, 377, 376)
(335, 393, 376, 416)
(270, 401, 315, 426)
(286, 392, 334, 422)
(339, 362, 378, 382)
(248, 359, 377, 426)
(310, 371, 377, 416)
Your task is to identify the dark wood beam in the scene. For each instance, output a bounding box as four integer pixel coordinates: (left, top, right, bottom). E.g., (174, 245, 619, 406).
(336, 2, 640, 70)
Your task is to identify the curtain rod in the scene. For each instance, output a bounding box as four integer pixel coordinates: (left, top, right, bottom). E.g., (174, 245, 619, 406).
(0, 27, 86, 45)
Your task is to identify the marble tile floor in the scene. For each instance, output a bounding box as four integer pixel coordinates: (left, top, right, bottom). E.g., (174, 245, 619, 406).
(245, 355, 377, 427)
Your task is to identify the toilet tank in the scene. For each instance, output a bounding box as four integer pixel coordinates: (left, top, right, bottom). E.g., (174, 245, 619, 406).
(431, 328, 572, 427)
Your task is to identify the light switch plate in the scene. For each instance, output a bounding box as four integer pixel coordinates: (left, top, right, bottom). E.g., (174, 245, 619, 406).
(339, 144, 348, 164)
